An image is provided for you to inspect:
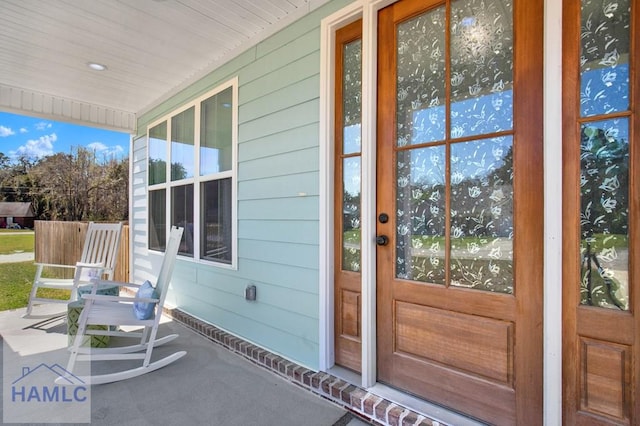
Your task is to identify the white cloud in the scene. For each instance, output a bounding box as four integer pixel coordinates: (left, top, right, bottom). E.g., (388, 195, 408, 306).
(87, 142, 107, 152)
(35, 121, 52, 131)
(0, 125, 15, 137)
(88, 142, 125, 158)
(19, 127, 28, 134)
(14, 133, 57, 159)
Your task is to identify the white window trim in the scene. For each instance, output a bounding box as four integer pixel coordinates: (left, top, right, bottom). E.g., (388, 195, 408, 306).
(146, 77, 238, 270)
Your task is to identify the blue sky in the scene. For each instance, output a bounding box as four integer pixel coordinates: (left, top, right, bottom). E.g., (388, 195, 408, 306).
(0, 111, 129, 162)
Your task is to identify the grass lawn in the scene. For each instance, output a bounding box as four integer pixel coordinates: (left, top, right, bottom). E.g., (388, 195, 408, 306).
(0, 231, 34, 255)
(0, 262, 70, 311)
(0, 232, 69, 311)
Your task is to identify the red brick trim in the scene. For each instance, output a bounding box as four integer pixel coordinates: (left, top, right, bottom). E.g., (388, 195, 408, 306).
(167, 308, 444, 426)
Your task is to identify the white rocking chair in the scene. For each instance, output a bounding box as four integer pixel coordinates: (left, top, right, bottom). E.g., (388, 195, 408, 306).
(25, 221, 123, 318)
(56, 226, 185, 385)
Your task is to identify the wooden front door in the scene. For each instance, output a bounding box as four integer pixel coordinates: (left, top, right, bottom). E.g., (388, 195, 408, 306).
(563, 0, 640, 424)
(376, 0, 543, 424)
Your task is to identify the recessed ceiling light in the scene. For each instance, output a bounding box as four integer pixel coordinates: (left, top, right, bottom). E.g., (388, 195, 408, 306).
(87, 62, 107, 71)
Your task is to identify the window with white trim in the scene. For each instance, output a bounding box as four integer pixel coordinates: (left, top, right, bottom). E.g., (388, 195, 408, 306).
(148, 78, 237, 268)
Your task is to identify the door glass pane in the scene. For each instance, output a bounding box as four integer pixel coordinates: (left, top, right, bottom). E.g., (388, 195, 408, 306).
(171, 184, 194, 257)
(450, 137, 514, 293)
(396, 145, 446, 283)
(343, 39, 362, 155)
(342, 157, 361, 272)
(580, 0, 630, 117)
(149, 122, 167, 185)
(201, 178, 232, 264)
(201, 87, 233, 175)
(450, 0, 514, 138)
(397, 7, 446, 146)
(580, 118, 629, 310)
(171, 106, 195, 180)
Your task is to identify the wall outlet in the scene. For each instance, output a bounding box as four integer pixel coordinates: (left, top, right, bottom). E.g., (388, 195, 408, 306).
(245, 284, 257, 301)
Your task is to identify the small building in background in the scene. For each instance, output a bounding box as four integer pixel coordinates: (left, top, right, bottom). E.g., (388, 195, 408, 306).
(0, 202, 35, 229)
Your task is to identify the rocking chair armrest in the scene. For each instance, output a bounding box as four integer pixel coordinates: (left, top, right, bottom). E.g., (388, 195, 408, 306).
(81, 294, 159, 303)
(90, 279, 142, 289)
(75, 261, 107, 270)
(34, 262, 76, 269)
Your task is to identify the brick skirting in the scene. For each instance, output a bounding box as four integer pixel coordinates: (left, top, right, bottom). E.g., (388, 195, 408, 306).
(167, 308, 445, 426)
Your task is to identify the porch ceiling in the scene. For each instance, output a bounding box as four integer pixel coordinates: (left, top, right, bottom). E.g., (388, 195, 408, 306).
(0, 0, 328, 132)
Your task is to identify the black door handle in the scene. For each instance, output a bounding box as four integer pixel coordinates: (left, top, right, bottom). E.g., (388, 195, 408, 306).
(376, 235, 389, 246)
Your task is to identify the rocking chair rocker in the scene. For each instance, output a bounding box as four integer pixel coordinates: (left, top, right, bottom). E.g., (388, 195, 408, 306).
(56, 226, 185, 385)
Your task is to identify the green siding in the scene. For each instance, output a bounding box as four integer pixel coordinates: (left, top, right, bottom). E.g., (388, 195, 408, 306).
(239, 172, 319, 200)
(240, 147, 319, 180)
(239, 123, 319, 161)
(239, 100, 319, 142)
(134, 0, 355, 369)
(239, 219, 319, 244)
(240, 75, 320, 123)
(240, 54, 320, 103)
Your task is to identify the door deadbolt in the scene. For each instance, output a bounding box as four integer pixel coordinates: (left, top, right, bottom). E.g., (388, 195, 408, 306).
(376, 235, 389, 246)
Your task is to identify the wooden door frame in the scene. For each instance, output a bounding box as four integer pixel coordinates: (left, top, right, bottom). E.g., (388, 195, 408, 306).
(319, 0, 564, 424)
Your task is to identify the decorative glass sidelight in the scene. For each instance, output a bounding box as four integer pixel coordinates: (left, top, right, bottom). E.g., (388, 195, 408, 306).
(394, 0, 514, 293)
(343, 157, 361, 272)
(580, 0, 630, 117)
(578, 0, 630, 310)
(341, 39, 362, 272)
(580, 119, 629, 310)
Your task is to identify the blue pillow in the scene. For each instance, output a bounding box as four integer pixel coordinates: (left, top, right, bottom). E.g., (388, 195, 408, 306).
(133, 280, 158, 320)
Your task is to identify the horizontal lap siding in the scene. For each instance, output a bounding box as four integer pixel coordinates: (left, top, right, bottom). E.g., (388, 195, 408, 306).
(135, 0, 354, 369)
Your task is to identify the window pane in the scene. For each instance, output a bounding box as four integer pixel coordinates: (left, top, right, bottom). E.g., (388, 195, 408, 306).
(580, 118, 629, 310)
(580, 0, 630, 117)
(149, 122, 167, 185)
(343, 39, 362, 155)
(450, 137, 514, 293)
(171, 184, 194, 257)
(171, 107, 195, 180)
(201, 87, 233, 175)
(149, 189, 166, 251)
(395, 145, 446, 283)
(201, 178, 232, 264)
(450, 0, 514, 137)
(342, 157, 361, 272)
(396, 8, 446, 146)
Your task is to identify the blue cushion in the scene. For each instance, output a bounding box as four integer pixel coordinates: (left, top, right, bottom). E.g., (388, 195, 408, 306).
(133, 280, 158, 320)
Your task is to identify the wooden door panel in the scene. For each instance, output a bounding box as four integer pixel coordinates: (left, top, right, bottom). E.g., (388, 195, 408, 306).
(392, 353, 517, 425)
(336, 287, 361, 369)
(394, 301, 513, 384)
(580, 338, 631, 422)
(393, 281, 517, 320)
(577, 308, 634, 345)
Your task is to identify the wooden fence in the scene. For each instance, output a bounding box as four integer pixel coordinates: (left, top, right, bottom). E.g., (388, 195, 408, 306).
(34, 221, 129, 282)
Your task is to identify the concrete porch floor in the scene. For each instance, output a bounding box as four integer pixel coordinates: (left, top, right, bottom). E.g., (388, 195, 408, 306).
(0, 306, 372, 426)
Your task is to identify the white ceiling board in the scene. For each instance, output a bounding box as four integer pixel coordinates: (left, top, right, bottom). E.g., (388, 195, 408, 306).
(0, 0, 329, 131)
